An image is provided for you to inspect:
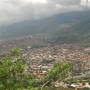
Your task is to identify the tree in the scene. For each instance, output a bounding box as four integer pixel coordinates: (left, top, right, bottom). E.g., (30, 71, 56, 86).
(42, 62, 72, 88)
(10, 48, 21, 56)
(0, 48, 34, 90)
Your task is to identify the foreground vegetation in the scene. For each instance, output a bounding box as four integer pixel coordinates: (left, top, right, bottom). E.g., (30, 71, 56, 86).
(0, 48, 34, 90)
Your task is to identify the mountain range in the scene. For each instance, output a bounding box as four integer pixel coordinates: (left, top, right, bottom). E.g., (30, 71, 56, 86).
(0, 10, 90, 46)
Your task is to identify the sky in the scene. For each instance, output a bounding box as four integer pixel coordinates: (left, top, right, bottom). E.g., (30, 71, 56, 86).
(0, 0, 88, 26)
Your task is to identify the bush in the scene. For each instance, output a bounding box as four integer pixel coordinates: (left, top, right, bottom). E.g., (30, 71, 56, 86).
(0, 48, 34, 90)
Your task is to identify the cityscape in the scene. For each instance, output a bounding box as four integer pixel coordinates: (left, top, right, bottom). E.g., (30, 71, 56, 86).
(0, 0, 90, 90)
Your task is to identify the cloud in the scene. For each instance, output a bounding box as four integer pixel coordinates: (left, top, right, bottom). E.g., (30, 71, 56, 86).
(0, 0, 84, 26)
(20, 0, 48, 5)
(80, 0, 90, 7)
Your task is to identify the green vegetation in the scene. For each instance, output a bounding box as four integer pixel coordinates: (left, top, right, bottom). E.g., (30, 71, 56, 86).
(43, 62, 71, 82)
(41, 62, 71, 89)
(0, 48, 34, 90)
(11, 48, 21, 56)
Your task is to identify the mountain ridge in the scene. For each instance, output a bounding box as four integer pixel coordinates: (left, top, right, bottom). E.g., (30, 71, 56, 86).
(0, 10, 90, 46)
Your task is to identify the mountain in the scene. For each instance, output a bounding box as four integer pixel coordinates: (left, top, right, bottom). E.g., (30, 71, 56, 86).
(0, 10, 90, 46)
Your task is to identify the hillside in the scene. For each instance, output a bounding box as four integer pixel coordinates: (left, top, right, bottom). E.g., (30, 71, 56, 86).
(51, 19, 90, 45)
(0, 10, 90, 46)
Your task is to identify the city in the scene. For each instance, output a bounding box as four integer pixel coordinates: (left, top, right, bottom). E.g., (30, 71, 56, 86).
(0, 0, 90, 90)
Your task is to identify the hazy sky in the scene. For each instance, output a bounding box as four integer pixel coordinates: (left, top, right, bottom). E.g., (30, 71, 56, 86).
(0, 0, 87, 26)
